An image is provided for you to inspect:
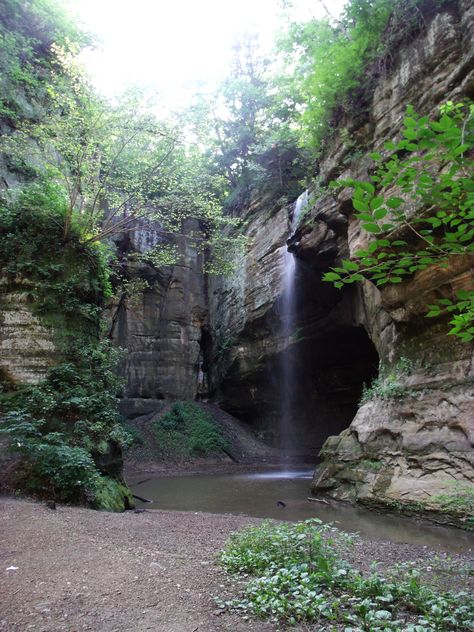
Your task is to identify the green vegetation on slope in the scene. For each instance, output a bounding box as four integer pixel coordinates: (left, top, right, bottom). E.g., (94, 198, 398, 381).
(0, 189, 132, 509)
(0, 0, 89, 123)
(152, 402, 230, 460)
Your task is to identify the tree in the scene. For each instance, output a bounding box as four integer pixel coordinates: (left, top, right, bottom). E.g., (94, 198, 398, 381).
(2, 59, 230, 244)
(0, 0, 90, 124)
(323, 102, 474, 341)
(184, 32, 309, 215)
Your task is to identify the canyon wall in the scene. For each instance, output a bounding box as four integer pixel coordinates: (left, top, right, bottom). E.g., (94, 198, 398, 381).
(1, 0, 472, 516)
(209, 0, 474, 506)
(110, 220, 208, 419)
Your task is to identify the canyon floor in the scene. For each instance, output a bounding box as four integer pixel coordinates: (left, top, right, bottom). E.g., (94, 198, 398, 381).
(1, 497, 473, 632)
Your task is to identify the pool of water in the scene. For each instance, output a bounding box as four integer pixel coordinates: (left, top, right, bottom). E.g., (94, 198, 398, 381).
(131, 470, 474, 554)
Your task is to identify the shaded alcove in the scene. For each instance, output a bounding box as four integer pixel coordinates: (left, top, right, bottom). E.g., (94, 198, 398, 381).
(215, 248, 380, 460)
(218, 323, 379, 461)
(272, 325, 379, 459)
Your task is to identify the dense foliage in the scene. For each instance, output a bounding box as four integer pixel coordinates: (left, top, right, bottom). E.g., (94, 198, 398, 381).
(0, 182, 111, 327)
(185, 33, 310, 213)
(219, 520, 474, 629)
(0, 0, 88, 123)
(0, 340, 133, 508)
(152, 402, 230, 460)
(276, 0, 453, 151)
(0, 191, 132, 507)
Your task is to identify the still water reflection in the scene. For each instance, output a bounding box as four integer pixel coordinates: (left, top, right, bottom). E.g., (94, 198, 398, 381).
(132, 470, 474, 554)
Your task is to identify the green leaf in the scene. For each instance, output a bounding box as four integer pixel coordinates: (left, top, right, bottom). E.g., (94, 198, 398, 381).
(360, 182, 375, 195)
(342, 260, 359, 272)
(404, 116, 417, 128)
(387, 197, 404, 209)
(353, 198, 369, 212)
(403, 129, 418, 141)
(362, 223, 381, 234)
(370, 196, 384, 210)
(373, 208, 388, 220)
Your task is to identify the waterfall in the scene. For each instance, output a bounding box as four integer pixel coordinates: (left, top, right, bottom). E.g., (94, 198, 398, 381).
(279, 190, 308, 461)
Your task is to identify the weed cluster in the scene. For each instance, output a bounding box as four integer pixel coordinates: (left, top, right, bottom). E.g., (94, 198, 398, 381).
(431, 484, 474, 530)
(218, 519, 474, 630)
(360, 357, 413, 404)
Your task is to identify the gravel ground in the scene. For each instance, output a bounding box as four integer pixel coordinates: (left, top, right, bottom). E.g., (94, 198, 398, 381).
(1, 497, 473, 632)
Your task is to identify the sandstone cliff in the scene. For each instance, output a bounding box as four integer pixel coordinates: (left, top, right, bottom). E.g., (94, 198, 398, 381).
(208, 0, 474, 518)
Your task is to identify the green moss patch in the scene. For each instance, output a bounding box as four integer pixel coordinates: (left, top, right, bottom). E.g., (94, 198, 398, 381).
(92, 477, 134, 512)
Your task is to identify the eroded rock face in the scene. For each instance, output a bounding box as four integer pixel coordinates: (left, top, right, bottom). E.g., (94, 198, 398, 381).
(304, 0, 474, 508)
(111, 221, 207, 418)
(0, 284, 56, 384)
(210, 0, 474, 506)
(312, 352, 474, 505)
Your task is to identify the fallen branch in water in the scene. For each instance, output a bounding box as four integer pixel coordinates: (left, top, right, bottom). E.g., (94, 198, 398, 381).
(307, 496, 329, 505)
(133, 494, 153, 503)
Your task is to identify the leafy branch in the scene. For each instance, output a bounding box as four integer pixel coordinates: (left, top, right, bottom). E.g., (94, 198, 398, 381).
(323, 102, 474, 341)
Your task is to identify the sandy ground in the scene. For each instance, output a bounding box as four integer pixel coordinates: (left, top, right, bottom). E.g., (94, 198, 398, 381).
(1, 497, 473, 632)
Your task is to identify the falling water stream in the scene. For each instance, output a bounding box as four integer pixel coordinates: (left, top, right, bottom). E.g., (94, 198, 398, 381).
(129, 191, 474, 554)
(279, 190, 308, 460)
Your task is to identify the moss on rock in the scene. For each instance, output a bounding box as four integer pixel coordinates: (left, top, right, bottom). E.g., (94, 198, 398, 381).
(93, 477, 134, 512)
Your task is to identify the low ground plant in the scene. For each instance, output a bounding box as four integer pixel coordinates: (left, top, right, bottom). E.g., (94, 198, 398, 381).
(218, 519, 474, 630)
(431, 483, 474, 530)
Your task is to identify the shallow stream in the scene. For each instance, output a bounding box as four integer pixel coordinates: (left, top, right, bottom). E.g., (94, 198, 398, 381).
(132, 470, 474, 554)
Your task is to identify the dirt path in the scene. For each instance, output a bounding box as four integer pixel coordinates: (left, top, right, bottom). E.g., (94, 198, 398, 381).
(1, 498, 472, 632)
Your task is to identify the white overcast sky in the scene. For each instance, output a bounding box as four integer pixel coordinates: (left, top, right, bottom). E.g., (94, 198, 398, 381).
(66, 0, 347, 107)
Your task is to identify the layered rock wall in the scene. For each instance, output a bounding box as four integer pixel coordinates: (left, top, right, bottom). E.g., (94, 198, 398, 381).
(0, 284, 56, 384)
(111, 221, 207, 418)
(210, 0, 474, 503)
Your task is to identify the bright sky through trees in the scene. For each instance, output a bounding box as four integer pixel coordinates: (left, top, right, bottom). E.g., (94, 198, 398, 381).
(67, 0, 346, 105)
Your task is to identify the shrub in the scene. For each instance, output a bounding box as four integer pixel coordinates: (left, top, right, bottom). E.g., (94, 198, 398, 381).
(0, 412, 100, 501)
(0, 339, 133, 508)
(360, 357, 413, 404)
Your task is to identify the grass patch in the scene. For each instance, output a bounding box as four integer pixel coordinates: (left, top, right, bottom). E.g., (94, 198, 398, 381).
(431, 483, 474, 530)
(152, 402, 229, 460)
(218, 519, 474, 630)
